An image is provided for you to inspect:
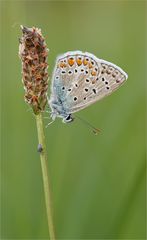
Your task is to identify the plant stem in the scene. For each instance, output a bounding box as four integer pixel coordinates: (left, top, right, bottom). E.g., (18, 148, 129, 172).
(35, 113, 55, 240)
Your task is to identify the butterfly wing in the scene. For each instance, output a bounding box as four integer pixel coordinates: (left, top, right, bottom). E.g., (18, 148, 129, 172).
(50, 51, 128, 115)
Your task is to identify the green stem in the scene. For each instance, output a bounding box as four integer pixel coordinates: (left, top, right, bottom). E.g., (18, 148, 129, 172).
(36, 113, 55, 240)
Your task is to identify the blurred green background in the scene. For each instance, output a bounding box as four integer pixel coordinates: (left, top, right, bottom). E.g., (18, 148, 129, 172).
(0, 1, 146, 239)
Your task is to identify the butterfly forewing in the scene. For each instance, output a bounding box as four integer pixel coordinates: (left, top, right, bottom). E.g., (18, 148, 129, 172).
(50, 51, 128, 115)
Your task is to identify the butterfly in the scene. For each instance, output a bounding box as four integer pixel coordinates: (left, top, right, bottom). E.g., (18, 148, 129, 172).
(48, 51, 128, 123)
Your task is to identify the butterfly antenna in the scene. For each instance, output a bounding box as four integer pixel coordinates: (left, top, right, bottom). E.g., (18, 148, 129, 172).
(74, 114, 101, 135)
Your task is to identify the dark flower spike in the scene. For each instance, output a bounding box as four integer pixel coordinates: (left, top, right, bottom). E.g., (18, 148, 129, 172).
(19, 26, 49, 114)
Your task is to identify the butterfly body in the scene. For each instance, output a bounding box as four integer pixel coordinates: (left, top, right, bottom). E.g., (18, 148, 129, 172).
(49, 51, 128, 123)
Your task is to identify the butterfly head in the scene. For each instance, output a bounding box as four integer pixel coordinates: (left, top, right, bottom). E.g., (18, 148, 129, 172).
(50, 101, 74, 123)
(51, 111, 73, 123)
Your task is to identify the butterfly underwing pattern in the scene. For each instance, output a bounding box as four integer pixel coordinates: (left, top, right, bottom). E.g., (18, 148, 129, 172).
(48, 51, 128, 123)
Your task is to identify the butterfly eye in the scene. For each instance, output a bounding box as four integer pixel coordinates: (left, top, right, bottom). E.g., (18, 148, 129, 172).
(65, 114, 73, 122)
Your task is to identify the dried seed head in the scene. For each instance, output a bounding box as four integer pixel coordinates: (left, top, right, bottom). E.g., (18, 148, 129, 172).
(19, 26, 49, 114)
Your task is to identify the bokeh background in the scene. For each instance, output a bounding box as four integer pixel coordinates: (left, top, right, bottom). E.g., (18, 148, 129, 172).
(1, 1, 146, 239)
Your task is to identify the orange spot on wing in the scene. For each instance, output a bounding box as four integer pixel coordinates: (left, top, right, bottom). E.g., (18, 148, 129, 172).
(83, 58, 88, 65)
(88, 63, 93, 68)
(59, 62, 67, 68)
(91, 71, 97, 76)
(76, 58, 82, 66)
(68, 58, 75, 66)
